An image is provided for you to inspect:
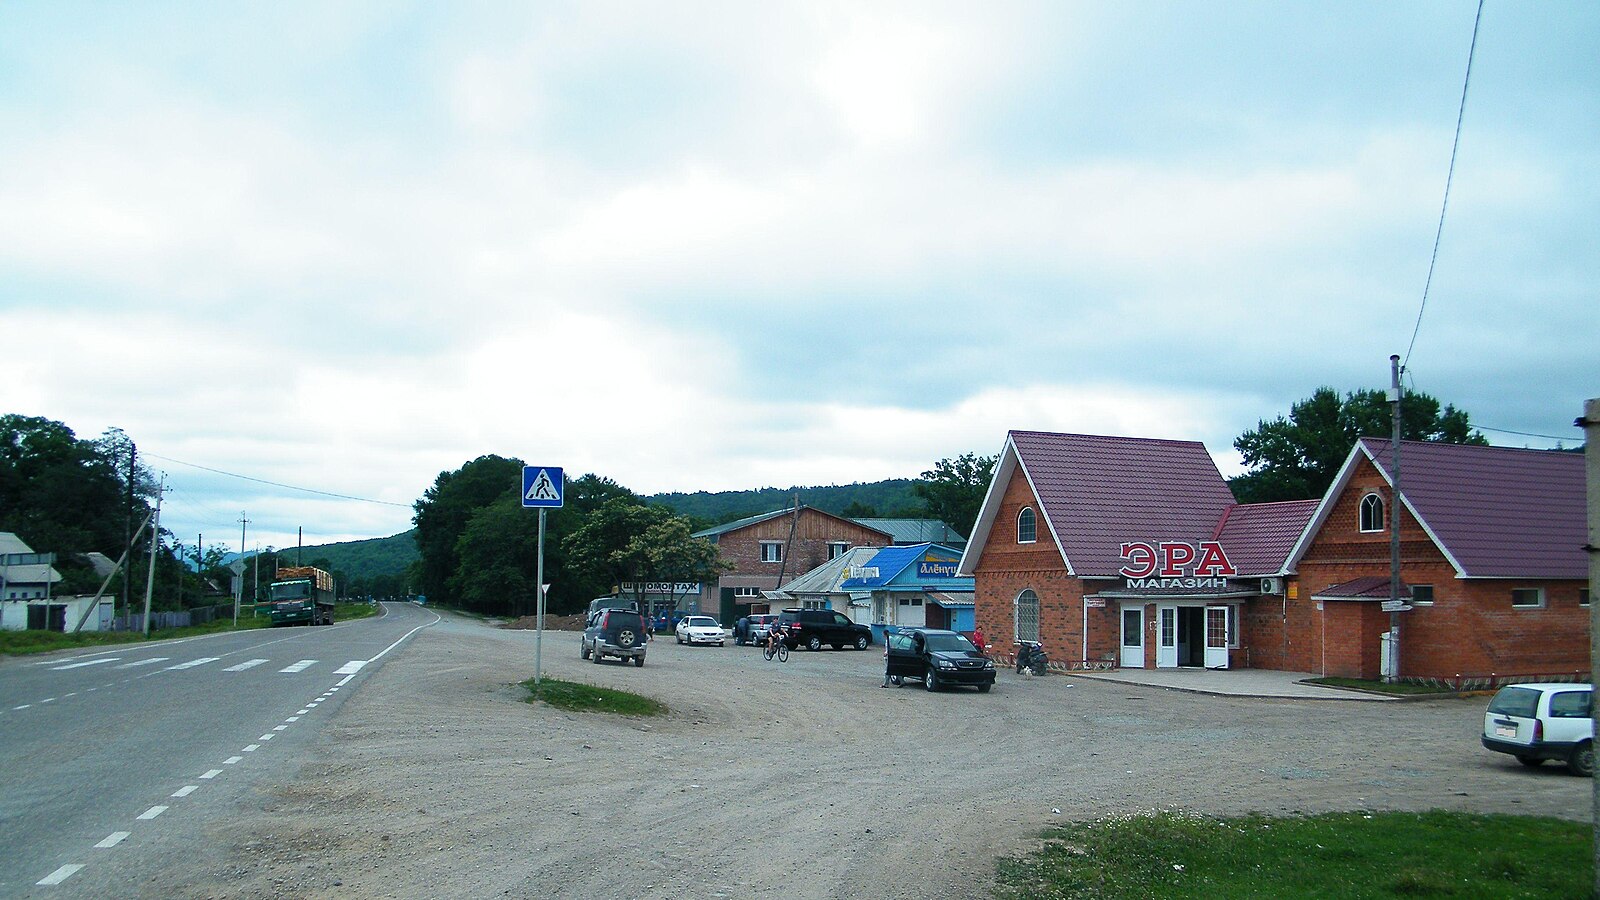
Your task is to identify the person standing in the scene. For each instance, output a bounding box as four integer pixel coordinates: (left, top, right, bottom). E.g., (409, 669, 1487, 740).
(734, 615, 750, 645)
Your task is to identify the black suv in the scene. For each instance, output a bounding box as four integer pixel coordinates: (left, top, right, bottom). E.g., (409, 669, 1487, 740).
(582, 608, 648, 666)
(776, 607, 872, 651)
(885, 628, 995, 692)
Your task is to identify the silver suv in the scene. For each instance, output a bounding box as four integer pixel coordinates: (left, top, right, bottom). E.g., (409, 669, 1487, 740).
(582, 608, 649, 667)
(1481, 682, 1592, 776)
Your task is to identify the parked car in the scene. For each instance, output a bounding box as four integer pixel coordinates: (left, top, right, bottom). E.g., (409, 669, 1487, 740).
(675, 615, 725, 646)
(1481, 682, 1592, 776)
(885, 628, 996, 692)
(745, 613, 779, 646)
(775, 607, 872, 651)
(582, 608, 649, 667)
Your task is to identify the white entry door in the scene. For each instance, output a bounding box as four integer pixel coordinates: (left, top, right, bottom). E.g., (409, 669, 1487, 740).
(1156, 606, 1178, 668)
(1120, 606, 1145, 668)
(1204, 605, 1230, 669)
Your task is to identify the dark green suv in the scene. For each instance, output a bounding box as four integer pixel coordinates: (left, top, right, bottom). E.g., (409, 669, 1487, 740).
(776, 607, 872, 651)
(582, 608, 648, 666)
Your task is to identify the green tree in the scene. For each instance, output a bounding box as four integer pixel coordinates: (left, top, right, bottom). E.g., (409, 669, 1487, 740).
(913, 453, 997, 535)
(1230, 386, 1489, 503)
(840, 500, 877, 518)
(0, 415, 135, 555)
(412, 455, 524, 606)
(612, 517, 729, 612)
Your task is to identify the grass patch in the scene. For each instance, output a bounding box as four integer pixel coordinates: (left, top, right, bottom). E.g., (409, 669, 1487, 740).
(0, 601, 381, 656)
(522, 677, 667, 717)
(995, 810, 1589, 899)
(1305, 677, 1453, 696)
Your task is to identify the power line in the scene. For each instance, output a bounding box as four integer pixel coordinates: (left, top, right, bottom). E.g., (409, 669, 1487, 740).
(142, 452, 413, 508)
(1471, 423, 1581, 442)
(1403, 0, 1485, 367)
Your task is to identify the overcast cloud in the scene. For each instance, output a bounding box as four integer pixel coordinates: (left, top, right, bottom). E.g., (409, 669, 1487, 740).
(3, 1, 1595, 551)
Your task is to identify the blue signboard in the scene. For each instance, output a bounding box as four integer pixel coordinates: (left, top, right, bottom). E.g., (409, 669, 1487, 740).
(522, 466, 565, 508)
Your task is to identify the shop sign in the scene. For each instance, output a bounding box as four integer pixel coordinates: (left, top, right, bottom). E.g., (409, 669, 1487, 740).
(1118, 541, 1236, 590)
(916, 555, 961, 578)
(618, 582, 702, 595)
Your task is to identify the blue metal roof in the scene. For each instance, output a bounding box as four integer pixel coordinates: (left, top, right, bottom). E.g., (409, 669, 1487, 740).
(839, 543, 970, 590)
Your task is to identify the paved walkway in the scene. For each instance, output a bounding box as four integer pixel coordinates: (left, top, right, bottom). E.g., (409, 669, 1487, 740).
(1064, 666, 1397, 700)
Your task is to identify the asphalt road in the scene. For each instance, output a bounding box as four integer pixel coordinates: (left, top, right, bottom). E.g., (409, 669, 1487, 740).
(0, 602, 437, 897)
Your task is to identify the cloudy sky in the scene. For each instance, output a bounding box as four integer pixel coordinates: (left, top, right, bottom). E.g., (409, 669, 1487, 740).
(3, 1, 1595, 552)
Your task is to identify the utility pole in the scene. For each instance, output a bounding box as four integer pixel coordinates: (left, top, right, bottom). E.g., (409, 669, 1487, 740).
(236, 512, 250, 625)
(1386, 354, 1403, 683)
(1576, 397, 1598, 898)
(123, 437, 136, 622)
(141, 481, 163, 636)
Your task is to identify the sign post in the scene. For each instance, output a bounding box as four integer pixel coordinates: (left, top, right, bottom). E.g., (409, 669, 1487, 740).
(522, 466, 565, 687)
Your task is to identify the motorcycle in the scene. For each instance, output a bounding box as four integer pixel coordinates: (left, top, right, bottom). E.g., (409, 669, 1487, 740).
(1015, 640, 1048, 675)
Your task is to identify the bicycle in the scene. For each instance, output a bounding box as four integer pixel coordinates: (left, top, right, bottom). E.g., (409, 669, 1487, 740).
(762, 627, 790, 662)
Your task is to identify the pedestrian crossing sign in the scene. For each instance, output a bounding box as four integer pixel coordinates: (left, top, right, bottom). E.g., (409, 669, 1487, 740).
(522, 466, 564, 508)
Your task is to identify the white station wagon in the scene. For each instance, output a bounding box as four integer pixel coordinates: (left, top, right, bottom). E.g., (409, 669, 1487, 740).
(1481, 683, 1593, 777)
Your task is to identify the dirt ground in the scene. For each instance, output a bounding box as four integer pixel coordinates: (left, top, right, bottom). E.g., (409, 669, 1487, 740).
(153, 611, 1591, 900)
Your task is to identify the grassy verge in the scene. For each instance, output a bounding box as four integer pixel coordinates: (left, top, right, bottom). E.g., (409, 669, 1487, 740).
(0, 601, 381, 656)
(1305, 676, 1453, 696)
(521, 676, 667, 717)
(995, 809, 1588, 899)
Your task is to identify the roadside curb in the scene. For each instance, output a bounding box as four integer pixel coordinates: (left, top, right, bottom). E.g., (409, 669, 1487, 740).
(1064, 671, 1396, 701)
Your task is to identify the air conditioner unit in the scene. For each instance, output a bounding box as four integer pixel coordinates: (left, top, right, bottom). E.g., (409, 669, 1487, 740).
(1259, 577, 1282, 595)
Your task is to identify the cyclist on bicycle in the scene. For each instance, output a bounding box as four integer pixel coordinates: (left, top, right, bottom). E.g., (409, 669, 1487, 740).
(765, 623, 786, 656)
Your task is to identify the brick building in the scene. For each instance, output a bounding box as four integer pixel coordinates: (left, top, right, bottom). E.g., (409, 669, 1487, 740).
(958, 430, 1589, 682)
(693, 507, 891, 624)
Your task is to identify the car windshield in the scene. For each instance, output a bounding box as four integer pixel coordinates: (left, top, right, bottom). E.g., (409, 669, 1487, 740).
(922, 633, 976, 653)
(1487, 686, 1541, 717)
(685, 617, 715, 627)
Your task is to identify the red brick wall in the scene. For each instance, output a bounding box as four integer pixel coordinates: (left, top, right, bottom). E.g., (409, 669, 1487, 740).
(1292, 456, 1591, 680)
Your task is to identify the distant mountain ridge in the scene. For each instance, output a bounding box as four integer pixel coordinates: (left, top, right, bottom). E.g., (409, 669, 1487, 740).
(233, 531, 420, 582)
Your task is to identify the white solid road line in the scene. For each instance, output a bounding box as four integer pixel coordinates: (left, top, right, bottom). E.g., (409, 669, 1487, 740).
(37, 864, 83, 885)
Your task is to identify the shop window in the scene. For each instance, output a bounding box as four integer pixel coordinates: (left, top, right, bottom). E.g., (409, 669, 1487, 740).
(1359, 494, 1384, 533)
(897, 597, 923, 606)
(1581, 589, 1590, 608)
(827, 542, 849, 560)
(1014, 589, 1040, 642)
(733, 587, 759, 599)
(1017, 507, 1037, 544)
(802, 599, 827, 610)
(760, 541, 784, 563)
(1410, 585, 1434, 606)
(1511, 588, 1544, 609)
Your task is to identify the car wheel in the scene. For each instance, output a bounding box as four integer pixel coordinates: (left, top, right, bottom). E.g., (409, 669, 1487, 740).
(854, 635, 869, 650)
(924, 670, 939, 692)
(1516, 755, 1543, 768)
(1570, 741, 1594, 777)
(581, 643, 591, 660)
(634, 655, 646, 668)
(591, 649, 603, 664)
(807, 636, 822, 652)
(889, 675, 903, 686)
(978, 683, 992, 693)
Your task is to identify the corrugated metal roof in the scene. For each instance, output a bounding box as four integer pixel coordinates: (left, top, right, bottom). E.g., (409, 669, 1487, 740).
(1314, 576, 1398, 600)
(926, 591, 974, 607)
(1213, 499, 1320, 576)
(849, 518, 967, 546)
(1011, 431, 1237, 576)
(1361, 439, 1586, 579)
(692, 507, 796, 539)
(777, 547, 882, 594)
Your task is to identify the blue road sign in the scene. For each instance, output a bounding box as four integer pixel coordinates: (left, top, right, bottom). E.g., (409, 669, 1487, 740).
(522, 466, 564, 508)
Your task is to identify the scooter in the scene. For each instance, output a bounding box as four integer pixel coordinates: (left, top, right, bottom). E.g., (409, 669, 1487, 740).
(1015, 640, 1048, 675)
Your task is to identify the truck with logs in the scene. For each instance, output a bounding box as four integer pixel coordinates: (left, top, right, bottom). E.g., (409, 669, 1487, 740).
(267, 565, 336, 626)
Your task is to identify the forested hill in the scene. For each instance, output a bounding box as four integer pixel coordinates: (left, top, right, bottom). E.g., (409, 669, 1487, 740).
(649, 479, 926, 527)
(268, 531, 419, 582)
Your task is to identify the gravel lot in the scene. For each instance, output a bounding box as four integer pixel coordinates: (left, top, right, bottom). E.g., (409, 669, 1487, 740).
(153, 610, 1590, 899)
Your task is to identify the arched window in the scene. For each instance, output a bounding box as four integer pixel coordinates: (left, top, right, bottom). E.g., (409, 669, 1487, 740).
(1359, 493, 1384, 533)
(1016, 507, 1037, 544)
(1014, 589, 1040, 642)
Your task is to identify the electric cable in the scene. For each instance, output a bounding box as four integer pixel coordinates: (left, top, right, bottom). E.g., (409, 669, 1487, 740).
(141, 452, 412, 508)
(1403, 0, 1485, 367)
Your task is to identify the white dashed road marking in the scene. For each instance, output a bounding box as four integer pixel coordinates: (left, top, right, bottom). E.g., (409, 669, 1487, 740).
(224, 756, 243, 765)
(50, 658, 118, 670)
(95, 832, 130, 849)
(223, 659, 269, 672)
(136, 806, 167, 820)
(334, 660, 366, 675)
(201, 769, 223, 779)
(165, 657, 220, 671)
(116, 658, 168, 669)
(278, 660, 317, 673)
(37, 864, 83, 885)
(172, 786, 198, 798)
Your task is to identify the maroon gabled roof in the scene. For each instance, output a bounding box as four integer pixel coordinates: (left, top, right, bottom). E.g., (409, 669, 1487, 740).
(1011, 431, 1237, 576)
(1360, 439, 1586, 579)
(1213, 499, 1320, 576)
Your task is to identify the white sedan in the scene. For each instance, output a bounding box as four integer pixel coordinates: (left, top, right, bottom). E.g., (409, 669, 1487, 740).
(674, 615, 725, 646)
